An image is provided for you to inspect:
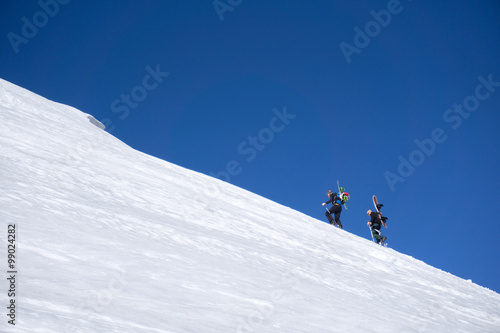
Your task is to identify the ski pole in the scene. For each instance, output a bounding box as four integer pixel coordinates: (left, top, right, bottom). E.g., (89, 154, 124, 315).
(368, 224, 375, 242)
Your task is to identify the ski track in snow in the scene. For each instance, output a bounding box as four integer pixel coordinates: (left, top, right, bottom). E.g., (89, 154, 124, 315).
(1, 78, 500, 332)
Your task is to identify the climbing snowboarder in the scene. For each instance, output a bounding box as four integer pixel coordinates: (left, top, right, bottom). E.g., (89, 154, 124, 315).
(367, 209, 387, 245)
(322, 190, 344, 229)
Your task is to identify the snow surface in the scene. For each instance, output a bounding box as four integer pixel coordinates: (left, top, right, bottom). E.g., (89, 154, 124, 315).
(1, 78, 500, 333)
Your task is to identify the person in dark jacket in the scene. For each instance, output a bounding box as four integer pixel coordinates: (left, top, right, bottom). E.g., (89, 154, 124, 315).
(367, 209, 387, 244)
(322, 190, 344, 229)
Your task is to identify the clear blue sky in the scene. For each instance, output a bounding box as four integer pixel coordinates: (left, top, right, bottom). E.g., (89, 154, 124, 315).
(1, 1, 500, 293)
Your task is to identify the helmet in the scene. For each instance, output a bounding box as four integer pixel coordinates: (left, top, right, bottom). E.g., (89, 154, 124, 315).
(339, 187, 345, 192)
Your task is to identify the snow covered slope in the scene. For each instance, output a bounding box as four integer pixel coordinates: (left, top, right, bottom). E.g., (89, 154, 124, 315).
(1, 78, 499, 333)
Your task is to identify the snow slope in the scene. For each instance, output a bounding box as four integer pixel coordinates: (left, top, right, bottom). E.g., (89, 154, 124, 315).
(1, 78, 499, 333)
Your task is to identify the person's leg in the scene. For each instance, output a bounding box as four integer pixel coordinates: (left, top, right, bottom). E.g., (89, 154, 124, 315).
(331, 205, 342, 229)
(334, 211, 342, 229)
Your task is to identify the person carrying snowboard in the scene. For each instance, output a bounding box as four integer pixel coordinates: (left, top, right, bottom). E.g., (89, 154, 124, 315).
(367, 209, 387, 245)
(322, 190, 344, 229)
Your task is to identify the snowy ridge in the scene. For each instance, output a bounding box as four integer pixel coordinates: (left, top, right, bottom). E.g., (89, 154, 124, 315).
(1, 78, 499, 332)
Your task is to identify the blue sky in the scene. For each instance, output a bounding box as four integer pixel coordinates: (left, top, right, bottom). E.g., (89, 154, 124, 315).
(1, 1, 500, 293)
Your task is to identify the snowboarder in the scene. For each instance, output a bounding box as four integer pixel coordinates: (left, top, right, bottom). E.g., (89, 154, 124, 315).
(322, 190, 344, 229)
(367, 209, 387, 245)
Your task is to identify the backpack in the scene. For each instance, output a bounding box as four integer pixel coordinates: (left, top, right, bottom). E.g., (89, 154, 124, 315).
(340, 191, 350, 204)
